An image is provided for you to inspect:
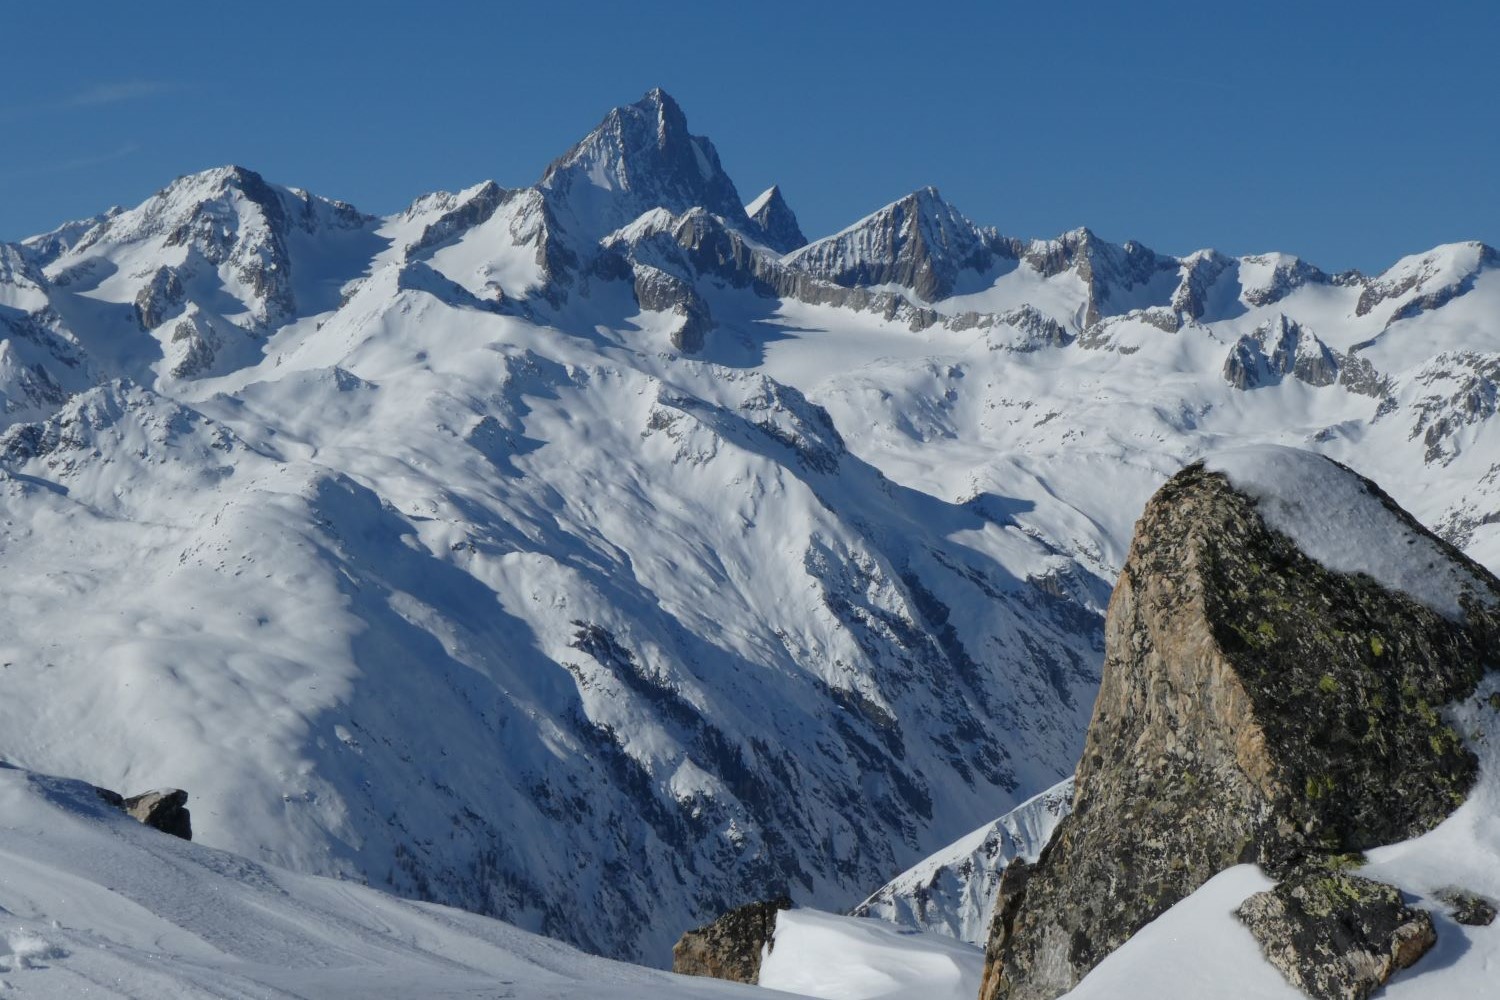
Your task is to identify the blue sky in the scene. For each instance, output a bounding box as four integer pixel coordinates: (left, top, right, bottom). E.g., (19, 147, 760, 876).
(2, 1, 1494, 272)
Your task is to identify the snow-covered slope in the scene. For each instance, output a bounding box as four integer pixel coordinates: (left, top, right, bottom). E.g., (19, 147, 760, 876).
(759, 908, 983, 1000)
(853, 777, 1073, 944)
(0, 88, 1496, 971)
(0, 763, 780, 999)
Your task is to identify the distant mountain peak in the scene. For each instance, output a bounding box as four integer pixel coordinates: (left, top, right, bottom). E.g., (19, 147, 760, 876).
(70, 163, 365, 258)
(745, 184, 782, 215)
(745, 184, 807, 254)
(639, 86, 687, 140)
(786, 186, 1002, 301)
(537, 88, 751, 244)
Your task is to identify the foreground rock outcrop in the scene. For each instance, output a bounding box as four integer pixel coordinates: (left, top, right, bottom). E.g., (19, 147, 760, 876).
(981, 452, 1500, 1000)
(95, 786, 193, 840)
(671, 896, 791, 984)
(1236, 868, 1435, 1000)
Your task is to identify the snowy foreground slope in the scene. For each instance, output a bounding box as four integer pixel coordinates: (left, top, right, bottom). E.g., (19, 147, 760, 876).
(0, 764, 781, 1000)
(759, 909, 983, 1000)
(0, 87, 1497, 966)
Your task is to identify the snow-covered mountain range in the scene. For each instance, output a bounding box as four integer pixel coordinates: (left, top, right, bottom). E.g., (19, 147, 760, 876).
(1, 87, 1497, 967)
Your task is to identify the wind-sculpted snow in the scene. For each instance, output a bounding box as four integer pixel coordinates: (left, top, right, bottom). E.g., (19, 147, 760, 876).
(0, 88, 1497, 969)
(1206, 446, 1500, 622)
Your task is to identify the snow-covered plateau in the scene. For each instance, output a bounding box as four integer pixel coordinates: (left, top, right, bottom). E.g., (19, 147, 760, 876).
(1, 86, 1498, 977)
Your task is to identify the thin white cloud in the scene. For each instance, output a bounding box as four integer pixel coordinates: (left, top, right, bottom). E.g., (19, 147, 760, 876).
(0, 80, 172, 122)
(0, 143, 142, 181)
(61, 80, 172, 109)
(56, 142, 143, 170)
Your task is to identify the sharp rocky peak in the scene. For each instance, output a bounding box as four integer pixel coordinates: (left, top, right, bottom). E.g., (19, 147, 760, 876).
(1222, 314, 1340, 390)
(537, 88, 752, 244)
(786, 186, 1006, 302)
(1022, 227, 1177, 328)
(745, 185, 807, 254)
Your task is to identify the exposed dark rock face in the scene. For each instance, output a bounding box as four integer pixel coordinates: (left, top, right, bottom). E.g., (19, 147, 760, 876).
(631, 263, 712, 353)
(1171, 250, 1234, 320)
(162, 167, 298, 326)
(1240, 254, 1333, 308)
(1434, 886, 1497, 926)
(1407, 352, 1500, 466)
(168, 316, 217, 379)
(603, 205, 947, 334)
(94, 786, 193, 840)
(1335, 351, 1390, 398)
(747, 185, 808, 254)
(403, 181, 507, 257)
(671, 896, 791, 984)
(1355, 244, 1497, 322)
(133, 266, 185, 331)
(950, 305, 1074, 351)
(787, 187, 1011, 302)
(1223, 315, 1338, 389)
(125, 789, 193, 840)
(1023, 228, 1176, 329)
(980, 460, 1500, 1000)
(1236, 870, 1435, 1000)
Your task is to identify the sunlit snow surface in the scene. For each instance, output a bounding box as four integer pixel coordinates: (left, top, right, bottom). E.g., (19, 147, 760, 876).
(0, 764, 785, 999)
(1207, 445, 1498, 620)
(758, 909, 982, 1000)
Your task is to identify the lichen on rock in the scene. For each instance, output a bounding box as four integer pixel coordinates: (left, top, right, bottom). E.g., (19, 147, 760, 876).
(1433, 886, 1497, 926)
(671, 895, 791, 984)
(980, 456, 1500, 1000)
(1235, 870, 1435, 1000)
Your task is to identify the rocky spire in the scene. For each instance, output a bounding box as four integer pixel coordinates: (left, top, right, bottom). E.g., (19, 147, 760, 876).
(537, 88, 753, 243)
(745, 185, 807, 254)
